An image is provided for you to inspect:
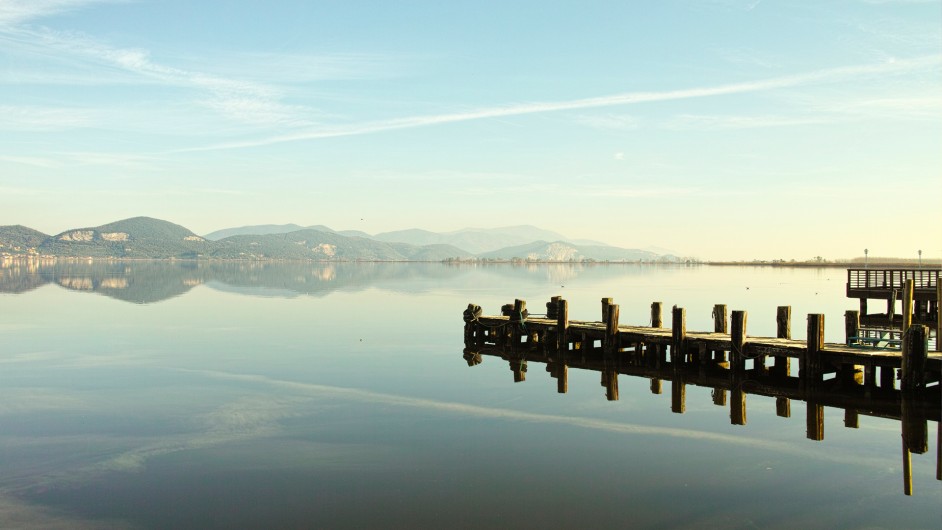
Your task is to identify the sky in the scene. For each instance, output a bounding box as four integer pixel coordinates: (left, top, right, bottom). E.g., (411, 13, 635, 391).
(1, 0, 940, 260)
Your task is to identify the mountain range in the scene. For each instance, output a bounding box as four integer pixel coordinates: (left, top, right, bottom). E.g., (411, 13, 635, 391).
(0, 217, 680, 262)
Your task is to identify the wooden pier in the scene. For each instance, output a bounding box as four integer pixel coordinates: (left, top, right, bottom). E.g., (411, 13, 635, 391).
(463, 291, 941, 495)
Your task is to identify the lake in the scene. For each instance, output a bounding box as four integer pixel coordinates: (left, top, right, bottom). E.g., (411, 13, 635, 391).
(1, 261, 938, 529)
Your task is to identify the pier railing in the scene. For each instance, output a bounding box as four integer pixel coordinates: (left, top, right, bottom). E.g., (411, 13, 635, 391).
(847, 268, 939, 295)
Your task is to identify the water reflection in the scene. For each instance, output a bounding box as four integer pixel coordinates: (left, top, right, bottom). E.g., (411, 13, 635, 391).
(0, 260, 686, 304)
(463, 341, 941, 496)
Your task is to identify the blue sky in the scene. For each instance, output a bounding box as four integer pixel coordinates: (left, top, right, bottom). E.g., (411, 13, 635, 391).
(1, 0, 939, 260)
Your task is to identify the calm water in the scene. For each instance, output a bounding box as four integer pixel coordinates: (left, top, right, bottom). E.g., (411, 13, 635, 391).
(0, 262, 938, 529)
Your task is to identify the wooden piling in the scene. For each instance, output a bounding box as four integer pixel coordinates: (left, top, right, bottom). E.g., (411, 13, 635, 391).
(772, 307, 792, 376)
(730, 388, 746, 425)
(650, 378, 662, 395)
(546, 296, 560, 320)
(844, 408, 859, 428)
(804, 314, 825, 391)
(556, 299, 569, 352)
(712, 388, 726, 406)
(671, 306, 686, 363)
(601, 298, 613, 324)
(776, 306, 791, 339)
(557, 364, 568, 393)
(901, 325, 928, 391)
(844, 310, 859, 346)
(775, 397, 791, 418)
(603, 371, 619, 401)
(900, 280, 913, 330)
(671, 380, 685, 413)
(510, 299, 527, 346)
(605, 303, 620, 354)
(731, 311, 747, 373)
(901, 392, 928, 454)
(806, 401, 824, 441)
(651, 302, 663, 328)
(713, 304, 728, 333)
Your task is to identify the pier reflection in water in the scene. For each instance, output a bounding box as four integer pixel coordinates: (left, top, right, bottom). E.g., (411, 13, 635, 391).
(463, 298, 941, 497)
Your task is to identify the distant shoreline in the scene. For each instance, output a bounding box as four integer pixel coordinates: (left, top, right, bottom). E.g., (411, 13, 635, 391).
(2, 255, 939, 269)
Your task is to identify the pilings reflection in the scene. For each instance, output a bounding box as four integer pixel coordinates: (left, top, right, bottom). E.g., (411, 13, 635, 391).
(461, 339, 941, 496)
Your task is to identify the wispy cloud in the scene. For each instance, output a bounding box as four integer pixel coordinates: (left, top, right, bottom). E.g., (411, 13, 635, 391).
(0, 104, 94, 131)
(180, 55, 941, 152)
(574, 113, 640, 131)
(663, 113, 828, 130)
(0, 0, 119, 26)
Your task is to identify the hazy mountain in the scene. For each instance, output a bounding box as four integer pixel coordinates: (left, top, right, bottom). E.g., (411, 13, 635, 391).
(38, 217, 210, 259)
(0, 225, 50, 254)
(480, 241, 660, 262)
(203, 224, 308, 240)
(2, 217, 665, 262)
(373, 225, 607, 254)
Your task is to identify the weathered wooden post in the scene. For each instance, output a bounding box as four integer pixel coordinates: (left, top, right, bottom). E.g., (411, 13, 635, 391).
(510, 359, 526, 382)
(776, 306, 791, 339)
(713, 304, 728, 364)
(556, 298, 569, 353)
(650, 378, 662, 394)
(806, 400, 824, 441)
(772, 306, 791, 377)
(671, 306, 686, 364)
(671, 380, 685, 413)
(775, 397, 791, 418)
(901, 325, 928, 391)
(731, 310, 747, 374)
(546, 296, 560, 319)
(730, 388, 746, 426)
(844, 408, 859, 428)
(605, 303, 620, 354)
(803, 314, 825, 392)
(713, 304, 728, 333)
(601, 297, 613, 323)
(557, 364, 568, 393)
(510, 299, 527, 347)
(651, 302, 662, 328)
(712, 388, 726, 406)
(602, 371, 619, 401)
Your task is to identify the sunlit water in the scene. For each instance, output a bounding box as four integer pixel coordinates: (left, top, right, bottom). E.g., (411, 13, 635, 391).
(1, 262, 938, 529)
